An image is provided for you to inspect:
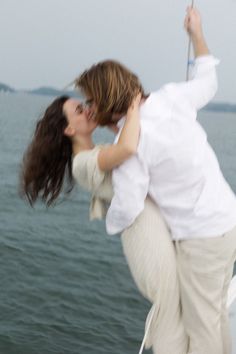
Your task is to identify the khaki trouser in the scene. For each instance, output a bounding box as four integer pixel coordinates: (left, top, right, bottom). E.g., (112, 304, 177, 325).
(175, 225, 236, 354)
(121, 198, 188, 354)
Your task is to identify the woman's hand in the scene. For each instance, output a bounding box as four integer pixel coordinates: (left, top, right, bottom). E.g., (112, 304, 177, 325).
(184, 7, 203, 40)
(127, 93, 142, 116)
(97, 93, 141, 171)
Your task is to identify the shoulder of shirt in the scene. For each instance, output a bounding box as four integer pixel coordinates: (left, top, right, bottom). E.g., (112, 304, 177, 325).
(72, 145, 108, 182)
(72, 146, 104, 172)
(148, 83, 180, 104)
(150, 81, 179, 95)
(73, 145, 105, 161)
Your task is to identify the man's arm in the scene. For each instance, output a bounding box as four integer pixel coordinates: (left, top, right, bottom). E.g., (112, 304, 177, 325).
(168, 55, 219, 112)
(185, 6, 209, 58)
(169, 7, 219, 112)
(106, 154, 149, 235)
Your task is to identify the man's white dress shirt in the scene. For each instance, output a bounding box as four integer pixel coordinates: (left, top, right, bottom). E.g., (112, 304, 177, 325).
(106, 55, 236, 240)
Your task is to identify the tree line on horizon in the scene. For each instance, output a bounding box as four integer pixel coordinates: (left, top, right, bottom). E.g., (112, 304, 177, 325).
(0, 82, 235, 112)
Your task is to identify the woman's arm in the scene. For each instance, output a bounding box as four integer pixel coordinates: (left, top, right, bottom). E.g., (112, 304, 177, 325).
(97, 93, 141, 172)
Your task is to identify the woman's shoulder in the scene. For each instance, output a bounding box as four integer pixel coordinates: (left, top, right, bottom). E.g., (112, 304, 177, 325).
(73, 145, 105, 168)
(72, 145, 107, 191)
(73, 145, 101, 159)
(73, 145, 102, 170)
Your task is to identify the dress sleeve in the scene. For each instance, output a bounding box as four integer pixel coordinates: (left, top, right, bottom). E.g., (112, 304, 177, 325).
(72, 148, 108, 220)
(72, 147, 106, 193)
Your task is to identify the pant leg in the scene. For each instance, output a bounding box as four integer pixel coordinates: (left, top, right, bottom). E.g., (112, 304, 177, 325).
(121, 197, 188, 354)
(175, 225, 236, 354)
(221, 247, 236, 354)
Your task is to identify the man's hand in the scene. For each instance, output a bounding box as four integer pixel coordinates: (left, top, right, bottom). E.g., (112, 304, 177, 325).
(184, 7, 210, 58)
(184, 6, 203, 40)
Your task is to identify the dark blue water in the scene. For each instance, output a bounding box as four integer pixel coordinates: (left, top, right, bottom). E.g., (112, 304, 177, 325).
(0, 93, 235, 354)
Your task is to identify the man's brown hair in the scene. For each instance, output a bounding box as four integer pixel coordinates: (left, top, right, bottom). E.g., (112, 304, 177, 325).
(75, 60, 146, 126)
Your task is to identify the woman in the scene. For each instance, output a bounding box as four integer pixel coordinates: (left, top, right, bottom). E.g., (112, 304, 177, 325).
(20, 94, 188, 354)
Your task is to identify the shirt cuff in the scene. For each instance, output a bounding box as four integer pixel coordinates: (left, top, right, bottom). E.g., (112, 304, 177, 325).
(106, 208, 136, 235)
(189, 55, 220, 81)
(194, 54, 220, 66)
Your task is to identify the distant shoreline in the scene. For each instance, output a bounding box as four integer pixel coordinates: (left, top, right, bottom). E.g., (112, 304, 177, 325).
(0, 82, 79, 99)
(203, 103, 236, 113)
(1, 82, 236, 113)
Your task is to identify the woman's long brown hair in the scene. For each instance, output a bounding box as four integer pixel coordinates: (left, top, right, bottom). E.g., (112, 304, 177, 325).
(20, 95, 74, 206)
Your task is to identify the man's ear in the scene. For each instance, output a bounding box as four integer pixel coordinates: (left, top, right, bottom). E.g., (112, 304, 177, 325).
(64, 125, 75, 137)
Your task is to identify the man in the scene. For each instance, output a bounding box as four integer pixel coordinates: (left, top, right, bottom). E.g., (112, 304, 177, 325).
(76, 7, 236, 354)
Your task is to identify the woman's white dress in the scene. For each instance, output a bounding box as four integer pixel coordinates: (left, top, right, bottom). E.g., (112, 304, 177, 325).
(72, 146, 188, 354)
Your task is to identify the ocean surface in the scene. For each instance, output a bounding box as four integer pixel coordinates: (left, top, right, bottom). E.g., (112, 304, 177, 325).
(0, 93, 236, 354)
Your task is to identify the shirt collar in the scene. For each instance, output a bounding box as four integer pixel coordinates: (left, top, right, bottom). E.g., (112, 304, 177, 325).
(117, 116, 125, 129)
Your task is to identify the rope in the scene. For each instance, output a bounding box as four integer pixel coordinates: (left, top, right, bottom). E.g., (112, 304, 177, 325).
(62, 80, 75, 92)
(138, 304, 157, 354)
(138, 275, 236, 354)
(227, 275, 236, 308)
(186, 0, 195, 81)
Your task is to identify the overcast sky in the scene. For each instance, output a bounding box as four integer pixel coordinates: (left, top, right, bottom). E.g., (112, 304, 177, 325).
(1, 0, 236, 102)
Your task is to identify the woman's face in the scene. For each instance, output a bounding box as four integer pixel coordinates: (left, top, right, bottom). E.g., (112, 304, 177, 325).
(63, 98, 97, 137)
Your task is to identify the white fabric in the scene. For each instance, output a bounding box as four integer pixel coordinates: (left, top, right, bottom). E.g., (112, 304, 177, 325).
(175, 225, 236, 354)
(72, 146, 113, 220)
(72, 148, 189, 353)
(121, 198, 188, 353)
(106, 55, 236, 240)
(72, 147, 236, 354)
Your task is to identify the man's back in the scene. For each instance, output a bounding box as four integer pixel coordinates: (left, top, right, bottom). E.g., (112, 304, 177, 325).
(106, 55, 236, 239)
